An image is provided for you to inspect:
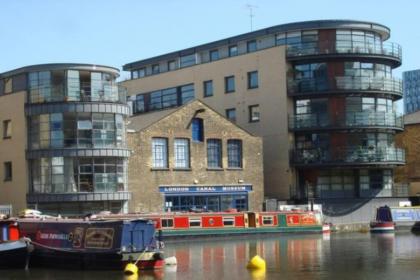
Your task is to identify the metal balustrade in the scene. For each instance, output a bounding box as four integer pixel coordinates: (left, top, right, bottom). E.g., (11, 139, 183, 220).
(287, 76, 402, 97)
(286, 40, 402, 62)
(290, 146, 405, 166)
(289, 111, 403, 131)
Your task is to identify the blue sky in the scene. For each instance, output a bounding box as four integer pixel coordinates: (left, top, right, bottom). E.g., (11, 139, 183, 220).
(0, 0, 417, 80)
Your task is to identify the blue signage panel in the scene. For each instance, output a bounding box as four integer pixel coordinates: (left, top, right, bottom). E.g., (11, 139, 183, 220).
(159, 185, 252, 193)
(391, 207, 420, 222)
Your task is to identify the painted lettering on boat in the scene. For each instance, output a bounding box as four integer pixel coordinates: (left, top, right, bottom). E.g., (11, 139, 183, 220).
(84, 228, 114, 249)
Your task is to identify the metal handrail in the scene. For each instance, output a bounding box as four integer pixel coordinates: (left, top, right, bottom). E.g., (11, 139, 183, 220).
(286, 40, 402, 61)
(28, 79, 127, 104)
(289, 111, 403, 130)
(291, 146, 405, 165)
(287, 76, 402, 96)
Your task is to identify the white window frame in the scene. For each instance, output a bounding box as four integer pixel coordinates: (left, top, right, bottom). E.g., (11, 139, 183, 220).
(152, 138, 168, 168)
(174, 138, 190, 168)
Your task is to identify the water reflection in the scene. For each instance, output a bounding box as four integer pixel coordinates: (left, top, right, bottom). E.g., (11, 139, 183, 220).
(3, 232, 420, 280)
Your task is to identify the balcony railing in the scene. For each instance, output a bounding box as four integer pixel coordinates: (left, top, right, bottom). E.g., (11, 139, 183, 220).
(289, 111, 403, 131)
(286, 40, 402, 62)
(290, 146, 405, 166)
(287, 76, 402, 97)
(28, 80, 127, 104)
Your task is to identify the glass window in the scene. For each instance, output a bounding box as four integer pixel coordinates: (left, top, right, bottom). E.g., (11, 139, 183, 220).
(152, 138, 168, 168)
(223, 217, 235, 226)
(207, 139, 222, 168)
(227, 139, 242, 168)
(226, 108, 236, 122)
(162, 88, 178, 108)
(3, 120, 11, 139)
(209, 49, 219, 61)
(229, 45, 238, 56)
(180, 84, 195, 104)
(225, 76, 235, 93)
(286, 32, 301, 45)
(276, 33, 286, 45)
(248, 71, 258, 89)
(3, 162, 12, 181)
(168, 60, 176, 71)
(192, 118, 204, 142)
(203, 80, 213, 97)
(174, 138, 190, 168)
(161, 218, 174, 228)
(138, 68, 146, 78)
(152, 64, 160, 74)
(249, 105, 260, 122)
(135, 94, 145, 113)
(180, 54, 196, 68)
(247, 40, 257, 52)
(189, 218, 201, 227)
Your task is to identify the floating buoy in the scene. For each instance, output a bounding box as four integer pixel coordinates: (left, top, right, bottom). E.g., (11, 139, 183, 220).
(250, 268, 266, 280)
(246, 255, 266, 270)
(124, 263, 139, 276)
(165, 256, 177, 265)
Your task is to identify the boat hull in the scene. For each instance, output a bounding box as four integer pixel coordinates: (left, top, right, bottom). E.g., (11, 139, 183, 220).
(370, 222, 395, 233)
(0, 240, 29, 269)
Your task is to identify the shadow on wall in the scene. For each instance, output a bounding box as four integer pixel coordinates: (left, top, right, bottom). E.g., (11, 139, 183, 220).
(317, 188, 387, 217)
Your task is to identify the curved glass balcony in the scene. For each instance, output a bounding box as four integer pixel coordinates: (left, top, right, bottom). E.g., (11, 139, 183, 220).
(289, 111, 403, 131)
(28, 79, 127, 104)
(287, 76, 402, 98)
(286, 41, 402, 63)
(290, 146, 405, 166)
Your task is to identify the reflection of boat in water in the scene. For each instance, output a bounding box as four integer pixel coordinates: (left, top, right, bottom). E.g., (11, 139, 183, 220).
(370, 206, 395, 233)
(0, 220, 33, 268)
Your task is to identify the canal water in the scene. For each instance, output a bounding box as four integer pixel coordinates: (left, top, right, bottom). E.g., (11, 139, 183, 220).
(2, 232, 420, 280)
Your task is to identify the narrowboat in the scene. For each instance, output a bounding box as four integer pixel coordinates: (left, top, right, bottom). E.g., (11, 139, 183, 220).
(0, 219, 32, 268)
(370, 206, 395, 233)
(18, 218, 164, 270)
(96, 210, 324, 238)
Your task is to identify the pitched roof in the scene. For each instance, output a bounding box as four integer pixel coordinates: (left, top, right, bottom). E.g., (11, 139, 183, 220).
(128, 99, 257, 137)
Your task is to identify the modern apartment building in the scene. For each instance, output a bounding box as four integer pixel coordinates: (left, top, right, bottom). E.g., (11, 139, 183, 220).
(0, 64, 131, 215)
(127, 100, 263, 212)
(403, 69, 420, 114)
(121, 20, 406, 220)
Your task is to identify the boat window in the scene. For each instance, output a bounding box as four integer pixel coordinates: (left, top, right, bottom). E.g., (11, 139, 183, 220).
(189, 217, 201, 227)
(262, 216, 274, 225)
(223, 217, 235, 226)
(161, 218, 174, 228)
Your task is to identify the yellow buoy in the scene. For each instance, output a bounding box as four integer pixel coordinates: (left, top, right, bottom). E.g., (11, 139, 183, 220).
(246, 255, 266, 270)
(250, 268, 266, 280)
(124, 263, 139, 276)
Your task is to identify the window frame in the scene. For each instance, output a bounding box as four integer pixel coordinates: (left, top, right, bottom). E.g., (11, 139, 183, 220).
(3, 119, 11, 139)
(207, 139, 223, 168)
(249, 105, 260, 122)
(227, 139, 243, 168)
(209, 49, 219, 61)
(151, 137, 169, 169)
(203, 80, 213, 97)
(247, 71, 259, 89)
(3, 161, 12, 181)
(167, 60, 176, 71)
(174, 138, 190, 169)
(151, 64, 160, 75)
(228, 45, 238, 57)
(225, 108, 236, 122)
(225, 75, 235, 93)
(247, 40, 257, 52)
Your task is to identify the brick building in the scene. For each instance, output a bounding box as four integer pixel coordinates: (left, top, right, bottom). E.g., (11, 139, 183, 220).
(127, 100, 263, 212)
